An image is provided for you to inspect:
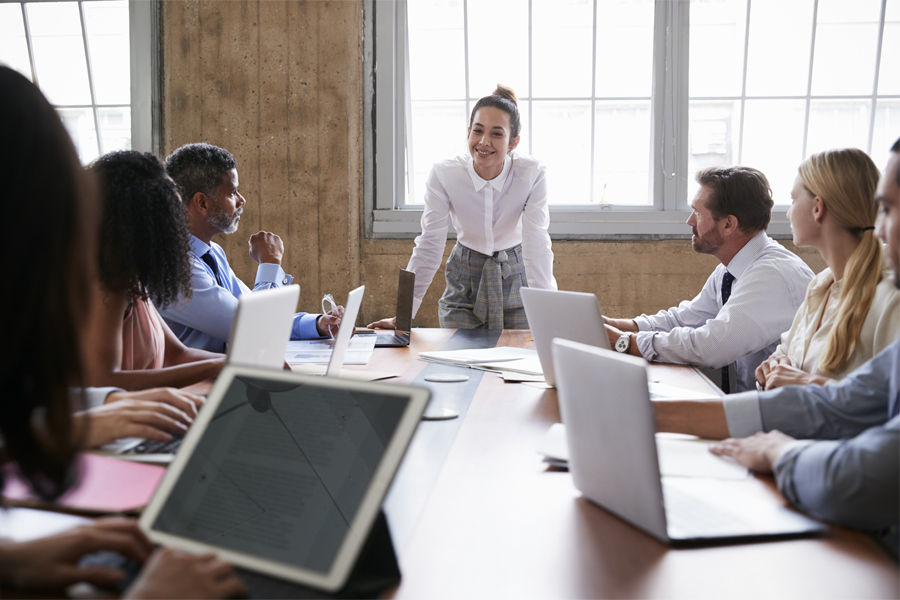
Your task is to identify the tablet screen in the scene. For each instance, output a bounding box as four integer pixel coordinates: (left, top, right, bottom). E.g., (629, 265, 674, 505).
(150, 375, 409, 575)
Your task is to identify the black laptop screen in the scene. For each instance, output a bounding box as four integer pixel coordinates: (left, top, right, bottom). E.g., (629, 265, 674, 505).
(151, 375, 408, 574)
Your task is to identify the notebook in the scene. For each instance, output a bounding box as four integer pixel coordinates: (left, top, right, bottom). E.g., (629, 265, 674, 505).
(374, 270, 415, 348)
(551, 338, 826, 545)
(521, 288, 609, 387)
(139, 365, 429, 594)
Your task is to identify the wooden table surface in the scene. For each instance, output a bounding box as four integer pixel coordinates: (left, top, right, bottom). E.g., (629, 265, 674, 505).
(358, 329, 899, 599)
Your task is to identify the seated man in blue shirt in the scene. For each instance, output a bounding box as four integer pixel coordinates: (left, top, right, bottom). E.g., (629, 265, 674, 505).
(654, 139, 900, 548)
(159, 143, 342, 353)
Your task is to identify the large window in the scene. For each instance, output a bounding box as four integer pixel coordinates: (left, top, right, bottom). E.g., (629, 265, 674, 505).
(0, 0, 157, 165)
(369, 0, 899, 238)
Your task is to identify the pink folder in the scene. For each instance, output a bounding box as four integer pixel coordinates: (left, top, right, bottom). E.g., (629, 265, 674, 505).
(2, 454, 165, 514)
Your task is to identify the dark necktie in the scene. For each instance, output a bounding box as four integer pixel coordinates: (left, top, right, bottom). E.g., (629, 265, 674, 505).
(720, 271, 735, 393)
(201, 251, 223, 287)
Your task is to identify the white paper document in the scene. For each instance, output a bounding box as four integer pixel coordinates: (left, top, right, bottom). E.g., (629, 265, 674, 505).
(418, 346, 537, 366)
(537, 424, 749, 480)
(285, 336, 376, 365)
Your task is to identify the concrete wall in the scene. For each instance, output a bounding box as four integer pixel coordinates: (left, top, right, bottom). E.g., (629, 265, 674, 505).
(161, 0, 825, 328)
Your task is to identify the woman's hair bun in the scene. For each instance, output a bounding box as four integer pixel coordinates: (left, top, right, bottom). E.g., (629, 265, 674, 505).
(493, 84, 518, 107)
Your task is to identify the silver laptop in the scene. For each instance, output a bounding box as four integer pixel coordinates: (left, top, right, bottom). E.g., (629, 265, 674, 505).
(227, 285, 300, 369)
(285, 285, 365, 377)
(521, 288, 609, 387)
(374, 270, 415, 348)
(101, 286, 301, 459)
(551, 338, 826, 544)
(140, 364, 429, 594)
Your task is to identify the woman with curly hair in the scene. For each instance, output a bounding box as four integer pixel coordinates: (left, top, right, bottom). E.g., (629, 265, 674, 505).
(82, 150, 226, 391)
(756, 147, 899, 390)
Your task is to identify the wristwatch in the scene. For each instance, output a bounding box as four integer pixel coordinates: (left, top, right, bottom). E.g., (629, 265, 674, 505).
(615, 333, 632, 354)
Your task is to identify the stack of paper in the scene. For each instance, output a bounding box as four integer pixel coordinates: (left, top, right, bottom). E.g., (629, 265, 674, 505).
(418, 347, 543, 375)
(285, 336, 376, 365)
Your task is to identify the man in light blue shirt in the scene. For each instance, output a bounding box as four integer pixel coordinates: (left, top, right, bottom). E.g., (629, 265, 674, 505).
(604, 166, 814, 393)
(654, 140, 900, 548)
(159, 143, 342, 353)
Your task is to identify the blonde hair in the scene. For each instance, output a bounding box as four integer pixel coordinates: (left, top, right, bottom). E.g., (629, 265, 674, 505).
(798, 147, 883, 373)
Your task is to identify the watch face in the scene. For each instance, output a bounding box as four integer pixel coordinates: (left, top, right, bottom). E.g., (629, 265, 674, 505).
(615, 335, 629, 353)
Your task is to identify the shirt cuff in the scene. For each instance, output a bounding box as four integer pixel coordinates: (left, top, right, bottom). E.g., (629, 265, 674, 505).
(773, 439, 814, 473)
(80, 387, 124, 410)
(293, 312, 325, 340)
(255, 263, 292, 287)
(633, 315, 652, 331)
(723, 391, 765, 438)
(634, 331, 657, 361)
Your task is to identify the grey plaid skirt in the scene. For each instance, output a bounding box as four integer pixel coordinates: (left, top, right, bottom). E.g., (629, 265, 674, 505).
(438, 243, 529, 330)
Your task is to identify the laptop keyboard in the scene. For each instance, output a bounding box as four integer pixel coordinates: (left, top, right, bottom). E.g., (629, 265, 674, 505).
(375, 332, 409, 345)
(663, 484, 761, 538)
(127, 436, 183, 455)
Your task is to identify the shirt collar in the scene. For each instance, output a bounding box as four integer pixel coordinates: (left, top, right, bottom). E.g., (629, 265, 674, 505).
(726, 230, 770, 280)
(189, 234, 212, 257)
(467, 153, 512, 192)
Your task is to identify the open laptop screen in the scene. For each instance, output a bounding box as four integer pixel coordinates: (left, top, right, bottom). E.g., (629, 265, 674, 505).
(147, 371, 415, 578)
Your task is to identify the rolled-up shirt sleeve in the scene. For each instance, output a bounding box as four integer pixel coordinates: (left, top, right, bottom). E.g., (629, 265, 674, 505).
(774, 419, 899, 530)
(637, 264, 797, 370)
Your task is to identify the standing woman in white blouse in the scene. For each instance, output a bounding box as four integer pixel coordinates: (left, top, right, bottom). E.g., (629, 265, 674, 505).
(370, 85, 557, 329)
(756, 147, 900, 390)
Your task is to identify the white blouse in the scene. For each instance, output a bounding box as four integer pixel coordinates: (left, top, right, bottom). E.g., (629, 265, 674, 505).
(771, 267, 900, 382)
(407, 153, 557, 316)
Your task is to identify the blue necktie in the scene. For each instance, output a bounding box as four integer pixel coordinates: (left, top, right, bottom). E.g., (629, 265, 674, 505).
(720, 271, 735, 393)
(201, 251, 223, 287)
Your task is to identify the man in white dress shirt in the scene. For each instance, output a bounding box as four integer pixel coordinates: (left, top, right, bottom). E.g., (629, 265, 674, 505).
(604, 166, 814, 393)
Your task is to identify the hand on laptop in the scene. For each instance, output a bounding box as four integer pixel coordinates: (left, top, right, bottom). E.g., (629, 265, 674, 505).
(105, 387, 204, 417)
(367, 316, 396, 329)
(124, 547, 246, 600)
(708, 430, 796, 473)
(74, 398, 194, 448)
(0, 517, 153, 590)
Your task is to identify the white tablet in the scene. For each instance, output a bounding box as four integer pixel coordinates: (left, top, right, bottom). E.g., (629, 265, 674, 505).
(139, 365, 429, 592)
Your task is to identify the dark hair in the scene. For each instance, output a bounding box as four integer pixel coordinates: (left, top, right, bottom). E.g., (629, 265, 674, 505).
(165, 142, 237, 204)
(469, 84, 522, 139)
(0, 66, 89, 500)
(695, 166, 774, 233)
(893, 138, 900, 186)
(90, 151, 193, 308)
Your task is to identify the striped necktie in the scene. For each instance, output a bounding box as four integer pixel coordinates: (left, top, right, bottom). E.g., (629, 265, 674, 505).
(720, 271, 735, 393)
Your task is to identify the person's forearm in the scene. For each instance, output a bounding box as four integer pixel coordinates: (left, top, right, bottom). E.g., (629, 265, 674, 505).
(87, 360, 223, 391)
(653, 400, 730, 439)
(608, 318, 638, 332)
(169, 346, 224, 365)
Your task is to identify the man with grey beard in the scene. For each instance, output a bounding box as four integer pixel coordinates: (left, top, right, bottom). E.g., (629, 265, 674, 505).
(160, 143, 342, 353)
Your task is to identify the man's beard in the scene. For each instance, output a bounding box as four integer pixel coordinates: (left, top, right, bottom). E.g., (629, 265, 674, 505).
(209, 202, 242, 234)
(691, 226, 724, 255)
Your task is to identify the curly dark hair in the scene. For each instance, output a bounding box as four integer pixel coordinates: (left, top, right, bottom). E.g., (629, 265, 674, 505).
(0, 66, 88, 501)
(90, 151, 193, 308)
(165, 142, 237, 204)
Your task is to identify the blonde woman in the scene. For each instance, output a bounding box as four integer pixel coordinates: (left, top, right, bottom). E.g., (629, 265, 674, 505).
(756, 148, 900, 390)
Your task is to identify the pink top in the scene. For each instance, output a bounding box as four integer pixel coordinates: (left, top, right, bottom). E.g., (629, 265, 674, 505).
(121, 296, 165, 371)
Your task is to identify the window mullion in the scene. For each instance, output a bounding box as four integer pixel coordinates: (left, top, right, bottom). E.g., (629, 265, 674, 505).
(20, 3, 39, 87)
(589, 0, 597, 204)
(78, 0, 103, 157)
(738, 0, 752, 165)
(868, 0, 888, 154)
(802, 0, 819, 159)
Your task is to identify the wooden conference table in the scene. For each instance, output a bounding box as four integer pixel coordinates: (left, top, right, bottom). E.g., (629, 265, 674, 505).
(338, 328, 897, 599)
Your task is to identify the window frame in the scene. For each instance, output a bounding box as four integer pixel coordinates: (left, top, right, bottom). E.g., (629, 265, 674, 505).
(366, 0, 896, 240)
(1, 0, 160, 156)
